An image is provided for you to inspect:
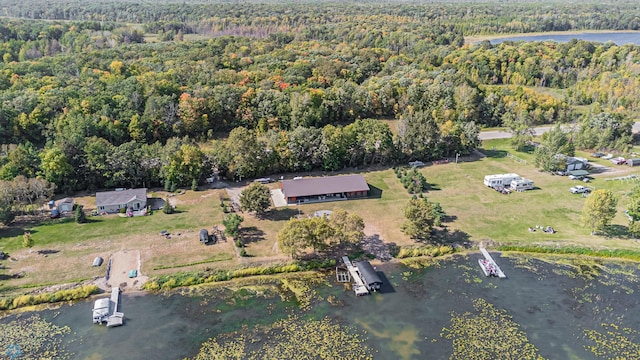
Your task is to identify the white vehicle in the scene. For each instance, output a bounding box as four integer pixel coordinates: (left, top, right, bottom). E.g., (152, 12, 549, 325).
(570, 185, 591, 194)
(510, 178, 534, 191)
(602, 154, 614, 160)
(484, 173, 521, 188)
(408, 161, 425, 167)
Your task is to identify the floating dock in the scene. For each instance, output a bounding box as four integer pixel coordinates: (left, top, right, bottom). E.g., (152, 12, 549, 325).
(92, 287, 124, 327)
(479, 247, 506, 278)
(342, 256, 369, 295)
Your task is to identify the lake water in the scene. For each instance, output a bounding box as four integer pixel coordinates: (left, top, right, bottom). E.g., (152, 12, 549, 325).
(489, 32, 640, 45)
(2, 252, 640, 359)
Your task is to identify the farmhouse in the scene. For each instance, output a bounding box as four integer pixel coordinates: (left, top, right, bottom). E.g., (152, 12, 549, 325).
(96, 188, 148, 214)
(280, 174, 369, 204)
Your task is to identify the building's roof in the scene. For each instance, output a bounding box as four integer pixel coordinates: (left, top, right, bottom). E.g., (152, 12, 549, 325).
(59, 197, 74, 204)
(569, 170, 589, 176)
(355, 260, 383, 286)
(281, 175, 369, 198)
(96, 188, 147, 207)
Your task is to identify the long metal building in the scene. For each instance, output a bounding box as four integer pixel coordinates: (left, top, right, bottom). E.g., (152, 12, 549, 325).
(355, 260, 383, 292)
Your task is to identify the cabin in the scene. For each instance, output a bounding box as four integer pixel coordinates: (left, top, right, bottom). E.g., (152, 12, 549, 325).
(510, 178, 534, 191)
(355, 260, 383, 292)
(95, 188, 147, 214)
(483, 173, 521, 188)
(280, 174, 369, 205)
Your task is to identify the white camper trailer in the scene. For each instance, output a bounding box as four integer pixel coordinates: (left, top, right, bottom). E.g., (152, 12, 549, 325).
(483, 173, 521, 188)
(510, 178, 534, 191)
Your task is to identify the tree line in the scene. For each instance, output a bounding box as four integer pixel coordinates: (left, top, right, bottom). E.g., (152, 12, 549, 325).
(0, 0, 638, 201)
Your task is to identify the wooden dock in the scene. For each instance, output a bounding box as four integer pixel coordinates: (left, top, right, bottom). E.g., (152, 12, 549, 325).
(479, 247, 506, 278)
(341, 256, 370, 296)
(106, 287, 124, 327)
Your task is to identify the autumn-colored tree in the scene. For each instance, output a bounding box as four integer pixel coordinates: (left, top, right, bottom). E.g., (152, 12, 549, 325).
(582, 189, 617, 235)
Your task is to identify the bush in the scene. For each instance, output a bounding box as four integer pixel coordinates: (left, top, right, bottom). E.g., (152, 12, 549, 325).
(191, 179, 198, 191)
(76, 205, 87, 223)
(162, 198, 174, 214)
(0, 285, 99, 310)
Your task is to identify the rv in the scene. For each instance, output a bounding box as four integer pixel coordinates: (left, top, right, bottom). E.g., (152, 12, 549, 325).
(483, 173, 521, 188)
(510, 178, 534, 191)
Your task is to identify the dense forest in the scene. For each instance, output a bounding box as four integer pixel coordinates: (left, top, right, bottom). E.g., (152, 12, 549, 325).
(1, 0, 640, 219)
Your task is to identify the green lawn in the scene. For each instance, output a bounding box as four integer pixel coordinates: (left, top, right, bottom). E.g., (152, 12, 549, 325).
(2, 149, 640, 294)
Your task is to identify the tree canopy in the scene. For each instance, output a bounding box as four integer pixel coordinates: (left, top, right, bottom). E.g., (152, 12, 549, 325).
(239, 183, 272, 215)
(582, 189, 618, 234)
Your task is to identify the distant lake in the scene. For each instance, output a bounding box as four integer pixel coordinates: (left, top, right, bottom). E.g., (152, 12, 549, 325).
(489, 32, 640, 45)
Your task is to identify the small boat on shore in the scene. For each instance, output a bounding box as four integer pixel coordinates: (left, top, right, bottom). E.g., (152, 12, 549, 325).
(478, 247, 507, 278)
(478, 259, 497, 277)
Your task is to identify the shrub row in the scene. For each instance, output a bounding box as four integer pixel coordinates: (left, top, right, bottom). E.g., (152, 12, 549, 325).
(0, 284, 99, 310)
(396, 245, 456, 259)
(143, 259, 337, 291)
(394, 167, 429, 194)
(498, 245, 640, 261)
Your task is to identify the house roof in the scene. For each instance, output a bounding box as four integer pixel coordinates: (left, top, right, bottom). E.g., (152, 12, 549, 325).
(96, 188, 147, 207)
(280, 174, 369, 198)
(569, 170, 589, 176)
(60, 197, 73, 204)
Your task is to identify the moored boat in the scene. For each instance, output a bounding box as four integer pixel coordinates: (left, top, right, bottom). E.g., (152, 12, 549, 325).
(478, 259, 498, 277)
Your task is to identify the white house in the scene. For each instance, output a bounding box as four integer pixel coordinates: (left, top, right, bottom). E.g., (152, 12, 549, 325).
(95, 188, 147, 214)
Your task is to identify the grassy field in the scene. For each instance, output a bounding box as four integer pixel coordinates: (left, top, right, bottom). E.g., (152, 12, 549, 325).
(2, 142, 640, 296)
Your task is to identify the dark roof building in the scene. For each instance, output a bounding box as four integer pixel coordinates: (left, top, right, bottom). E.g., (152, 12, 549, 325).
(280, 174, 369, 204)
(355, 260, 383, 292)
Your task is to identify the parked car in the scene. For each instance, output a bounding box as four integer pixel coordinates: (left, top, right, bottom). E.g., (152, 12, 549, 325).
(592, 152, 605, 158)
(570, 185, 591, 194)
(50, 209, 60, 219)
(602, 154, 614, 160)
(611, 157, 626, 165)
(568, 174, 583, 180)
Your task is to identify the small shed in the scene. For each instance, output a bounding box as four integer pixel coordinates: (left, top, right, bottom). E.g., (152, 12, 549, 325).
(199, 229, 210, 243)
(92, 256, 104, 267)
(627, 158, 640, 166)
(58, 198, 74, 213)
(355, 260, 383, 292)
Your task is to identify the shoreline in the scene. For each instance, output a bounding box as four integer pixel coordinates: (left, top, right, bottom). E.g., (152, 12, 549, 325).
(465, 29, 640, 45)
(4, 245, 640, 314)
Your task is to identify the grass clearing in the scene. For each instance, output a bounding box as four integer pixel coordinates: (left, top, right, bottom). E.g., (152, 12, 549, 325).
(2, 146, 640, 295)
